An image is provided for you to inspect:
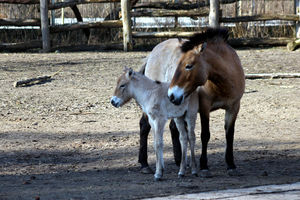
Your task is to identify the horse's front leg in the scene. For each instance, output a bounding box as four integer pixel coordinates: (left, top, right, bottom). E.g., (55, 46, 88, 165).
(150, 118, 166, 181)
(225, 102, 241, 176)
(174, 117, 188, 178)
(199, 108, 212, 178)
(138, 113, 153, 174)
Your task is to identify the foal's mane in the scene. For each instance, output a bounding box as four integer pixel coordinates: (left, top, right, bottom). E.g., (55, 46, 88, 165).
(180, 28, 229, 53)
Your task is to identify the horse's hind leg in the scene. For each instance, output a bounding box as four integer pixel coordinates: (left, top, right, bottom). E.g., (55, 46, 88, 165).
(138, 113, 153, 174)
(169, 119, 182, 166)
(224, 101, 241, 176)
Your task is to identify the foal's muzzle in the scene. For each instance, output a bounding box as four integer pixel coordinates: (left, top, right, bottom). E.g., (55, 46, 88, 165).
(110, 96, 122, 108)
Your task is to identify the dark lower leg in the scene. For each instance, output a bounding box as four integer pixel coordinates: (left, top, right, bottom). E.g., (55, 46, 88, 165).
(225, 124, 236, 170)
(200, 112, 210, 170)
(169, 119, 181, 166)
(138, 114, 151, 168)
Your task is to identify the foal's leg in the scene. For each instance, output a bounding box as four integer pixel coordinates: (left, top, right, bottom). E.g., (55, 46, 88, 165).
(186, 116, 197, 176)
(169, 119, 182, 166)
(174, 117, 188, 177)
(138, 113, 152, 174)
(150, 118, 166, 181)
(225, 102, 241, 176)
(199, 108, 212, 178)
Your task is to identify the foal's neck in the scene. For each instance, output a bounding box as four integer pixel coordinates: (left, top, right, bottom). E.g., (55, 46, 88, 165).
(129, 74, 160, 106)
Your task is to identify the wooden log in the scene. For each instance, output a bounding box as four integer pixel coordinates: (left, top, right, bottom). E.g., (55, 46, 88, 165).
(121, 0, 132, 51)
(48, 0, 120, 10)
(132, 31, 199, 38)
(287, 38, 300, 51)
(229, 37, 293, 47)
(220, 14, 300, 23)
(133, 0, 236, 10)
(14, 68, 63, 87)
(14, 76, 52, 87)
(0, 40, 42, 51)
(49, 20, 122, 33)
(132, 32, 293, 47)
(245, 73, 300, 79)
(40, 0, 50, 52)
(70, 5, 90, 39)
(0, 18, 41, 26)
(131, 8, 209, 17)
(209, 0, 220, 28)
(0, 0, 40, 4)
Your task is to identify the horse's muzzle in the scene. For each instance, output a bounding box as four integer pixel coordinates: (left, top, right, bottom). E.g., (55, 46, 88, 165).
(168, 93, 183, 105)
(168, 86, 184, 105)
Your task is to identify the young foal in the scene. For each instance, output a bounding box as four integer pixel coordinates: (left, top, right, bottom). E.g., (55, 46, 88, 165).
(168, 28, 245, 176)
(111, 67, 198, 181)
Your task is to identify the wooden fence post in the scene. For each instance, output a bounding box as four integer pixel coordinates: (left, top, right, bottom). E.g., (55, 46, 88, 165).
(40, 0, 50, 52)
(121, 0, 133, 51)
(209, 0, 220, 28)
(296, 0, 300, 38)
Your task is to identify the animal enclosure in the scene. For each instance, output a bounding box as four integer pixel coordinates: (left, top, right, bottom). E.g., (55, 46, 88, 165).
(0, 0, 299, 51)
(0, 48, 299, 199)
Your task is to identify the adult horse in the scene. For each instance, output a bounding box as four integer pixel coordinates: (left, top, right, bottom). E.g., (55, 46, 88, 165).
(138, 38, 187, 173)
(168, 28, 245, 176)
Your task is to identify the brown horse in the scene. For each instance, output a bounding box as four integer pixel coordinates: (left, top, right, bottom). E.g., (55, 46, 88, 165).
(168, 28, 245, 176)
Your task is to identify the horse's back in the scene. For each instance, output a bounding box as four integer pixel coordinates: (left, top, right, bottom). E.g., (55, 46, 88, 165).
(145, 38, 185, 82)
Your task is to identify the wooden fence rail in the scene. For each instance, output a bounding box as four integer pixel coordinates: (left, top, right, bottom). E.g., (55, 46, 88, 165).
(1, 0, 300, 51)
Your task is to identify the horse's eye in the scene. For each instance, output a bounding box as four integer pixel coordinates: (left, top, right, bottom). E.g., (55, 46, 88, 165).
(120, 84, 126, 88)
(185, 64, 193, 70)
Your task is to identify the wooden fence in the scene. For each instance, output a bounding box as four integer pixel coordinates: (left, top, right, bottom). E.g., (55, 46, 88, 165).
(0, 0, 300, 51)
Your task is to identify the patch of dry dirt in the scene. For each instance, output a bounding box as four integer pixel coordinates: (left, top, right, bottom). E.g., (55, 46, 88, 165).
(0, 48, 300, 200)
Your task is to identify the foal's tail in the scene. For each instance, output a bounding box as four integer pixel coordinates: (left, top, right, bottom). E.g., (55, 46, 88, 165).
(138, 57, 148, 75)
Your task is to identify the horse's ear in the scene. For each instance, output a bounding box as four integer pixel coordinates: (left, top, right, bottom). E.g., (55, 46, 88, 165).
(195, 42, 207, 54)
(126, 68, 134, 79)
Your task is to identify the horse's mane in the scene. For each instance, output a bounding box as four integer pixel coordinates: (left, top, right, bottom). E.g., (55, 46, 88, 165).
(180, 28, 229, 53)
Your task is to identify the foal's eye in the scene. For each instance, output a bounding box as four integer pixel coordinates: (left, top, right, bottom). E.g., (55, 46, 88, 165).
(120, 84, 126, 88)
(185, 64, 193, 70)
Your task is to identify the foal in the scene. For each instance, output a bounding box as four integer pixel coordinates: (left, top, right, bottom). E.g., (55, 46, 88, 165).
(111, 67, 198, 181)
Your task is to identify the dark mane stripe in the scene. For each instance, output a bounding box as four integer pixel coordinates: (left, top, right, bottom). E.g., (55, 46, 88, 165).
(180, 28, 229, 53)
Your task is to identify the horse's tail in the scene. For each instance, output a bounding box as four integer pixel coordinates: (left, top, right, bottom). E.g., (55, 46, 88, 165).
(138, 57, 148, 75)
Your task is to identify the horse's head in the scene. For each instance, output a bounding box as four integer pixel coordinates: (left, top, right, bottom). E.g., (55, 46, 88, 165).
(111, 67, 134, 108)
(168, 42, 208, 105)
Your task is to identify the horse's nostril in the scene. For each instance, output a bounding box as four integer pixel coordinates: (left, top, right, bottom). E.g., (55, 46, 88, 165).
(169, 94, 174, 102)
(111, 99, 116, 106)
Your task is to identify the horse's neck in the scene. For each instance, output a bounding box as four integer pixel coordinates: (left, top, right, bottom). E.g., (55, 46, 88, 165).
(206, 44, 229, 83)
(129, 75, 157, 107)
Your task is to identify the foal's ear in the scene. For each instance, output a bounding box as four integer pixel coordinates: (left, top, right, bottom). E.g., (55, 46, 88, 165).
(195, 42, 207, 54)
(126, 68, 134, 79)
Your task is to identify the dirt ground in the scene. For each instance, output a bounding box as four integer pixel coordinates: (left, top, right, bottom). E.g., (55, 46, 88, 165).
(0, 47, 300, 200)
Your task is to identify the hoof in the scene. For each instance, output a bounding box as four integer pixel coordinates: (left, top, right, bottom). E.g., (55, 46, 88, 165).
(192, 171, 198, 177)
(178, 173, 185, 178)
(200, 169, 212, 178)
(154, 175, 163, 181)
(227, 169, 242, 176)
(140, 166, 154, 174)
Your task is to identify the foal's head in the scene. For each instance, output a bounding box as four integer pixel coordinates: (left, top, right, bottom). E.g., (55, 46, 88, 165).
(111, 67, 135, 108)
(168, 28, 229, 105)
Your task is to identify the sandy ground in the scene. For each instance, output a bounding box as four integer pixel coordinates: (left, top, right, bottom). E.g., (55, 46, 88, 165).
(0, 48, 300, 200)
